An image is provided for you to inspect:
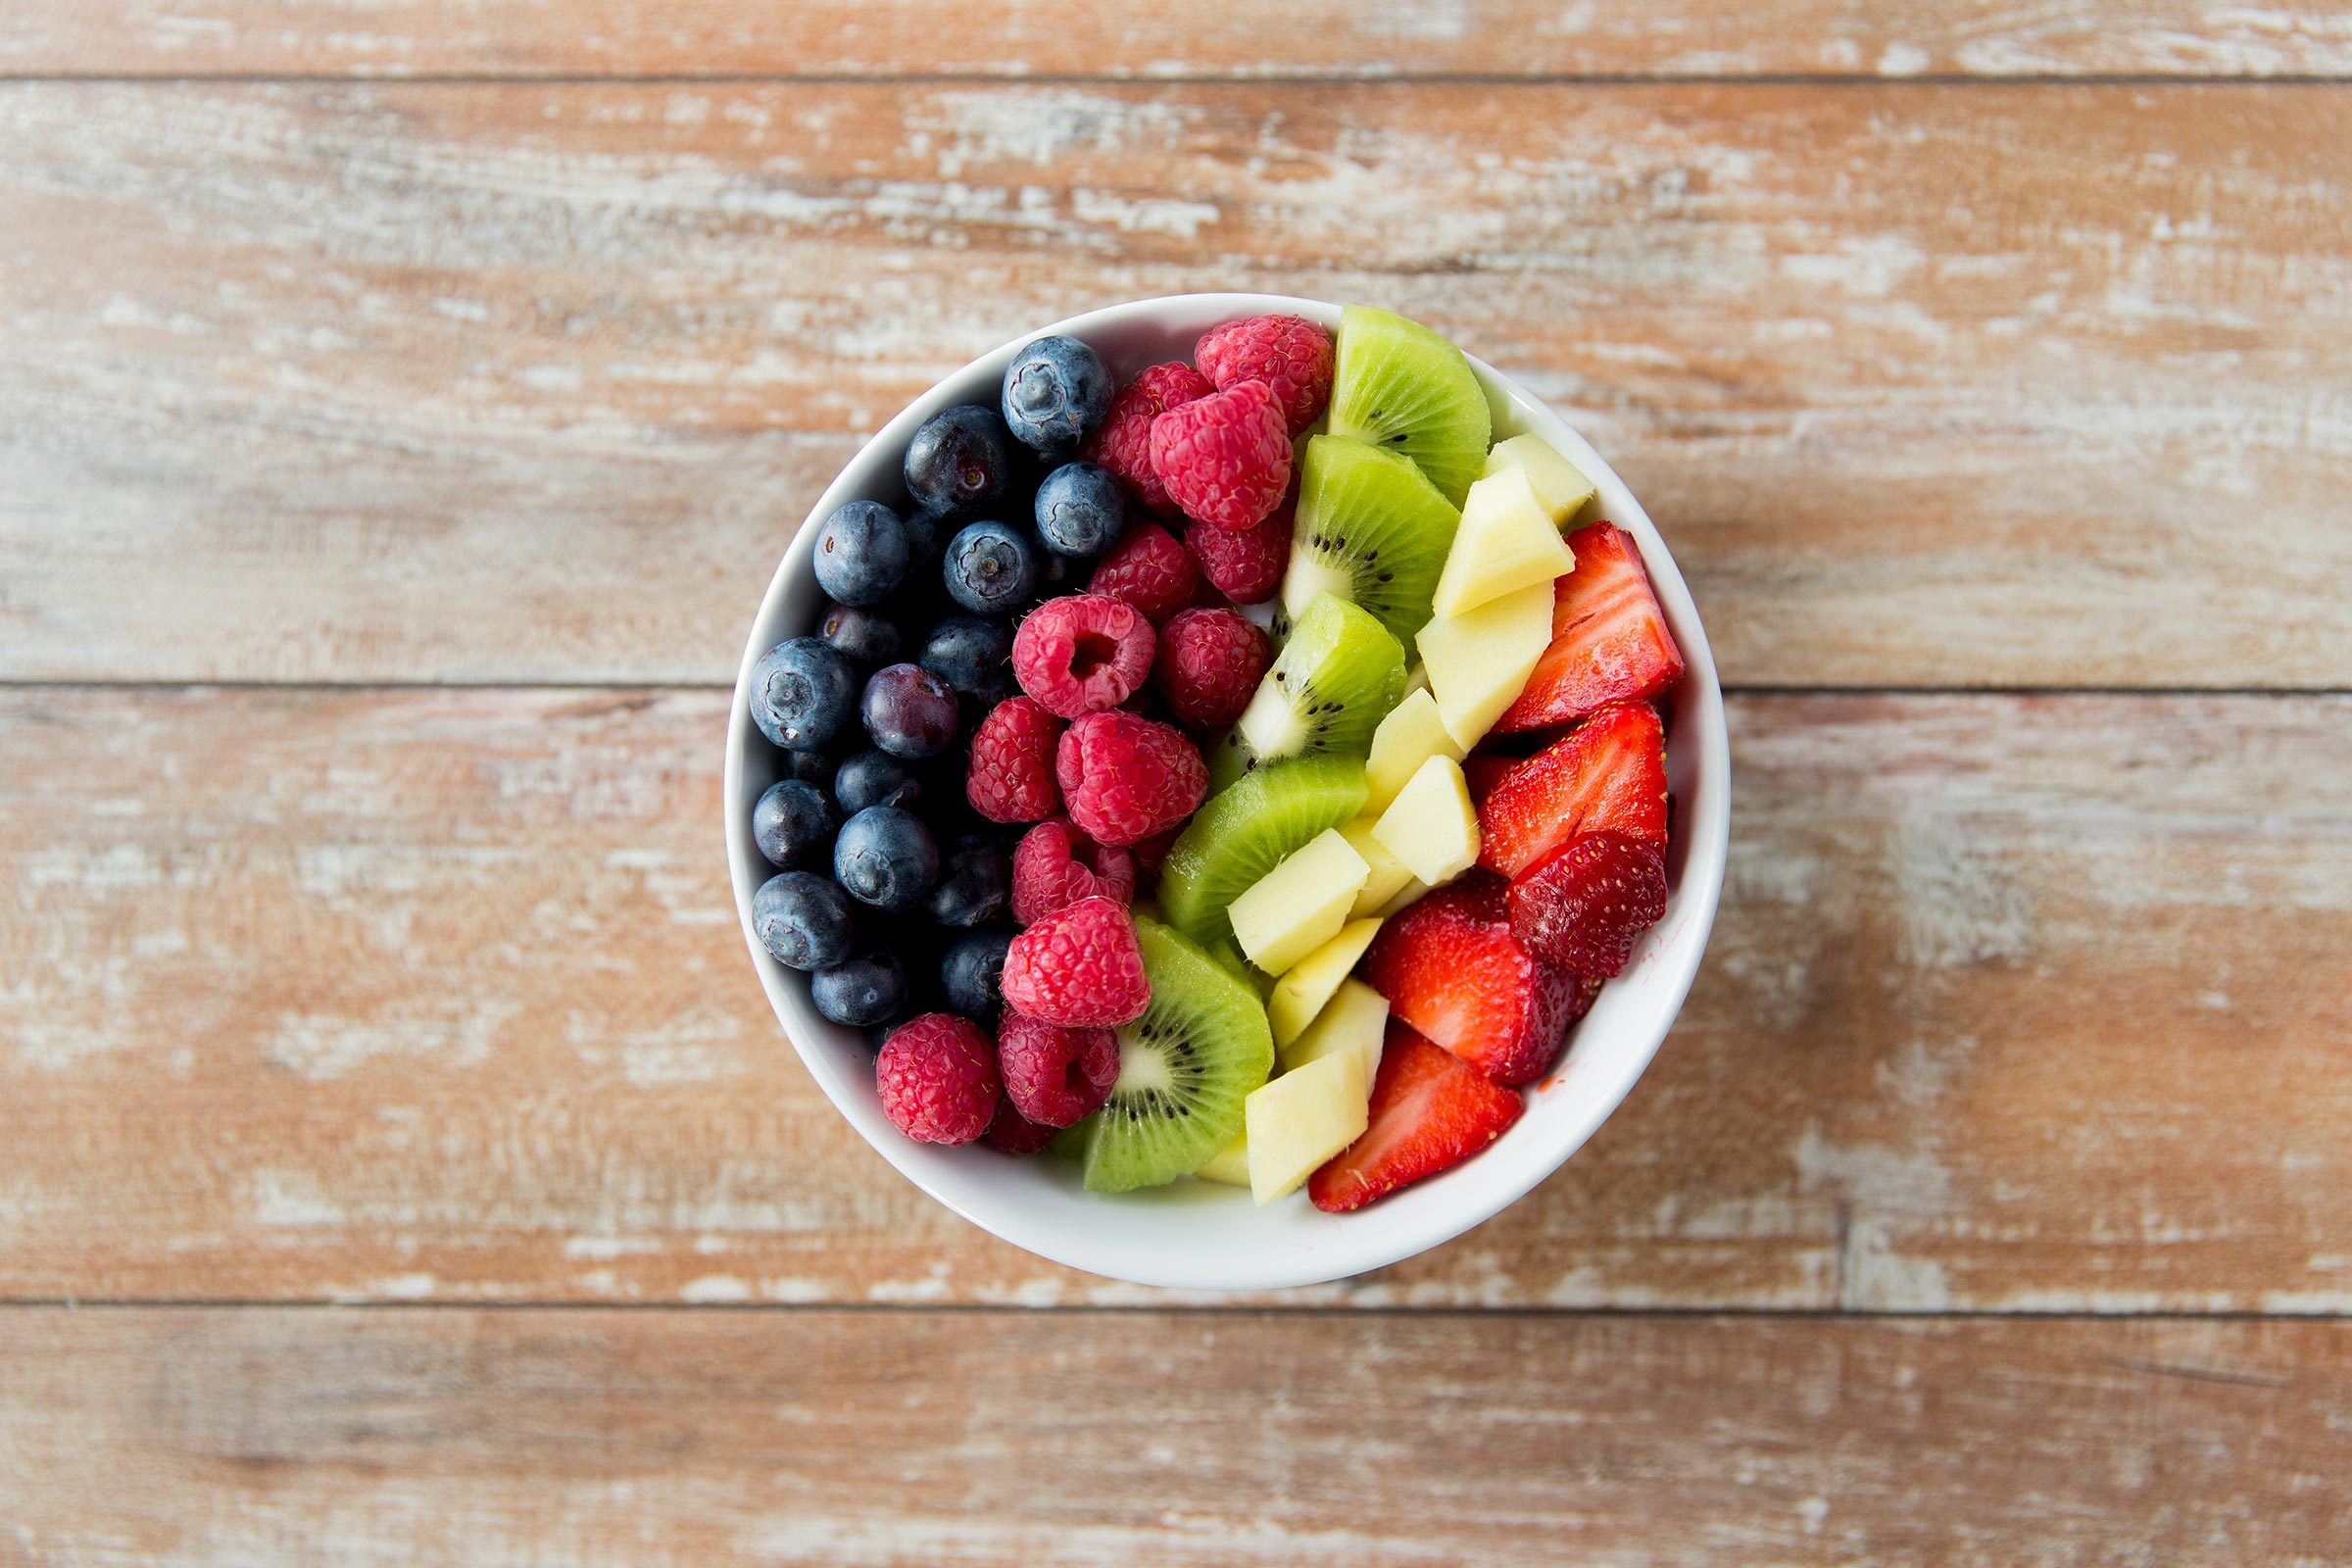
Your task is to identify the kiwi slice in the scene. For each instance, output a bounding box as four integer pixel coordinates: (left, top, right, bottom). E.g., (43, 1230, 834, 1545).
(1077, 917, 1275, 1194)
(1207, 592, 1406, 792)
(1327, 305, 1494, 505)
(1281, 435, 1460, 660)
(1156, 753, 1370, 946)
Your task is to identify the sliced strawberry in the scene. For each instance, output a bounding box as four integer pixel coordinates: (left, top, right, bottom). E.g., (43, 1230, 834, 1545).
(1360, 874, 1587, 1086)
(1507, 830, 1668, 979)
(1493, 523, 1685, 735)
(1308, 1022, 1526, 1212)
(1477, 702, 1667, 880)
(1461, 752, 1518, 810)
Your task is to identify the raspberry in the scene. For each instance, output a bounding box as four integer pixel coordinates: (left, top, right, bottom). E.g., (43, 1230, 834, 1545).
(965, 697, 1064, 823)
(1087, 522, 1200, 625)
(1149, 380, 1292, 532)
(875, 1013, 1000, 1145)
(982, 1097, 1060, 1155)
(1153, 607, 1271, 730)
(1195, 315, 1334, 436)
(1001, 896, 1151, 1028)
(1085, 362, 1212, 515)
(1185, 497, 1291, 606)
(997, 1012, 1119, 1128)
(1055, 710, 1207, 848)
(1129, 825, 1181, 877)
(1010, 593, 1156, 720)
(1011, 816, 1138, 925)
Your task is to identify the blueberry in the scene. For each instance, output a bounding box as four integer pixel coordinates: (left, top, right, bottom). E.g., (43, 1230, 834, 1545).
(833, 805, 939, 911)
(1002, 335, 1112, 457)
(752, 871, 855, 971)
(919, 615, 1014, 702)
(811, 952, 908, 1027)
(860, 662, 961, 760)
(925, 834, 1011, 927)
(903, 506, 949, 576)
(1033, 461, 1130, 558)
(780, 746, 837, 788)
(750, 637, 858, 752)
(819, 602, 902, 666)
(834, 748, 923, 814)
(941, 929, 1014, 1022)
(752, 778, 838, 870)
(943, 519, 1039, 615)
(905, 405, 1014, 516)
(811, 500, 911, 607)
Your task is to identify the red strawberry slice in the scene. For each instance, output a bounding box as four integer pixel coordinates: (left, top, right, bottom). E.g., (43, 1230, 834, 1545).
(1493, 523, 1685, 735)
(1461, 752, 1518, 810)
(1507, 830, 1668, 979)
(1477, 702, 1667, 880)
(1360, 873, 1588, 1086)
(1308, 1022, 1527, 1212)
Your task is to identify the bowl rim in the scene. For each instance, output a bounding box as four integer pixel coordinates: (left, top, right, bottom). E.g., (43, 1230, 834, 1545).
(724, 292, 1731, 1292)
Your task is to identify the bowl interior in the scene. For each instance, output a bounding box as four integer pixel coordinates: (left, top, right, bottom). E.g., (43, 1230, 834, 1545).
(725, 294, 1730, 1292)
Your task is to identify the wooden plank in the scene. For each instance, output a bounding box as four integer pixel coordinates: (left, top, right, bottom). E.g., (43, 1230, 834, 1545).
(5, 688, 2347, 1310)
(4, 1307, 2346, 1565)
(8, 0, 2352, 79)
(3, 82, 2348, 689)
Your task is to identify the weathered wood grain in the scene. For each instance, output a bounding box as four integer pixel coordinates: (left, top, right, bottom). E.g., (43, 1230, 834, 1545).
(8, 0, 2352, 79)
(3, 82, 2347, 688)
(5, 688, 2346, 1308)
(4, 1307, 2346, 1567)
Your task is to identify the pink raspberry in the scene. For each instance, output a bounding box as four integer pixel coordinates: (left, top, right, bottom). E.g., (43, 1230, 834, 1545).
(875, 1013, 1000, 1145)
(997, 1012, 1120, 1128)
(966, 697, 1063, 823)
(1195, 315, 1335, 436)
(1185, 497, 1292, 606)
(982, 1098, 1059, 1154)
(1130, 825, 1181, 877)
(1149, 379, 1292, 532)
(1011, 816, 1138, 925)
(1087, 522, 1200, 625)
(1085, 362, 1212, 515)
(1055, 710, 1206, 847)
(1153, 608, 1271, 730)
(1001, 896, 1151, 1028)
(1010, 593, 1156, 720)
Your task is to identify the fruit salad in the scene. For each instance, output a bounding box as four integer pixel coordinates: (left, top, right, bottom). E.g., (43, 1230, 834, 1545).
(746, 306, 1686, 1210)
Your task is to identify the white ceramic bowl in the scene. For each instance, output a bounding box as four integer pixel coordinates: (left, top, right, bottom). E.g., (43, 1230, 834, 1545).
(726, 293, 1729, 1292)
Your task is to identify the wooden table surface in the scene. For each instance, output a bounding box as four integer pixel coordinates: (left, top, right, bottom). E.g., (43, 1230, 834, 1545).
(4, 4, 2350, 1563)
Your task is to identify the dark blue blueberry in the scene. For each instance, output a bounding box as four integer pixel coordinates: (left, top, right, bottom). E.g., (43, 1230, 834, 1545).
(905, 405, 1014, 516)
(780, 746, 837, 788)
(834, 748, 923, 815)
(749, 636, 858, 752)
(833, 805, 939, 911)
(943, 519, 1039, 615)
(940, 928, 1014, 1022)
(903, 506, 950, 576)
(860, 662, 961, 760)
(819, 602, 902, 667)
(752, 871, 855, 972)
(919, 615, 1014, 702)
(810, 952, 908, 1027)
(811, 499, 911, 607)
(1033, 461, 1130, 559)
(1002, 335, 1112, 457)
(1034, 548, 1083, 600)
(925, 834, 1011, 927)
(752, 778, 838, 870)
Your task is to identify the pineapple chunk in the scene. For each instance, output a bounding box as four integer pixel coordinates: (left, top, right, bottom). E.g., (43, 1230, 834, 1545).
(1363, 687, 1466, 818)
(1245, 1049, 1370, 1204)
(1418, 580, 1556, 749)
(1193, 1130, 1252, 1188)
(1267, 916, 1385, 1048)
(1402, 662, 1431, 698)
(1341, 818, 1417, 918)
(1486, 432, 1597, 524)
(1431, 466, 1576, 619)
(1370, 755, 1480, 887)
(1280, 977, 1390, 1081)
(1228, 828, 1371, 976)
(1373, 876, 1430, 918)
